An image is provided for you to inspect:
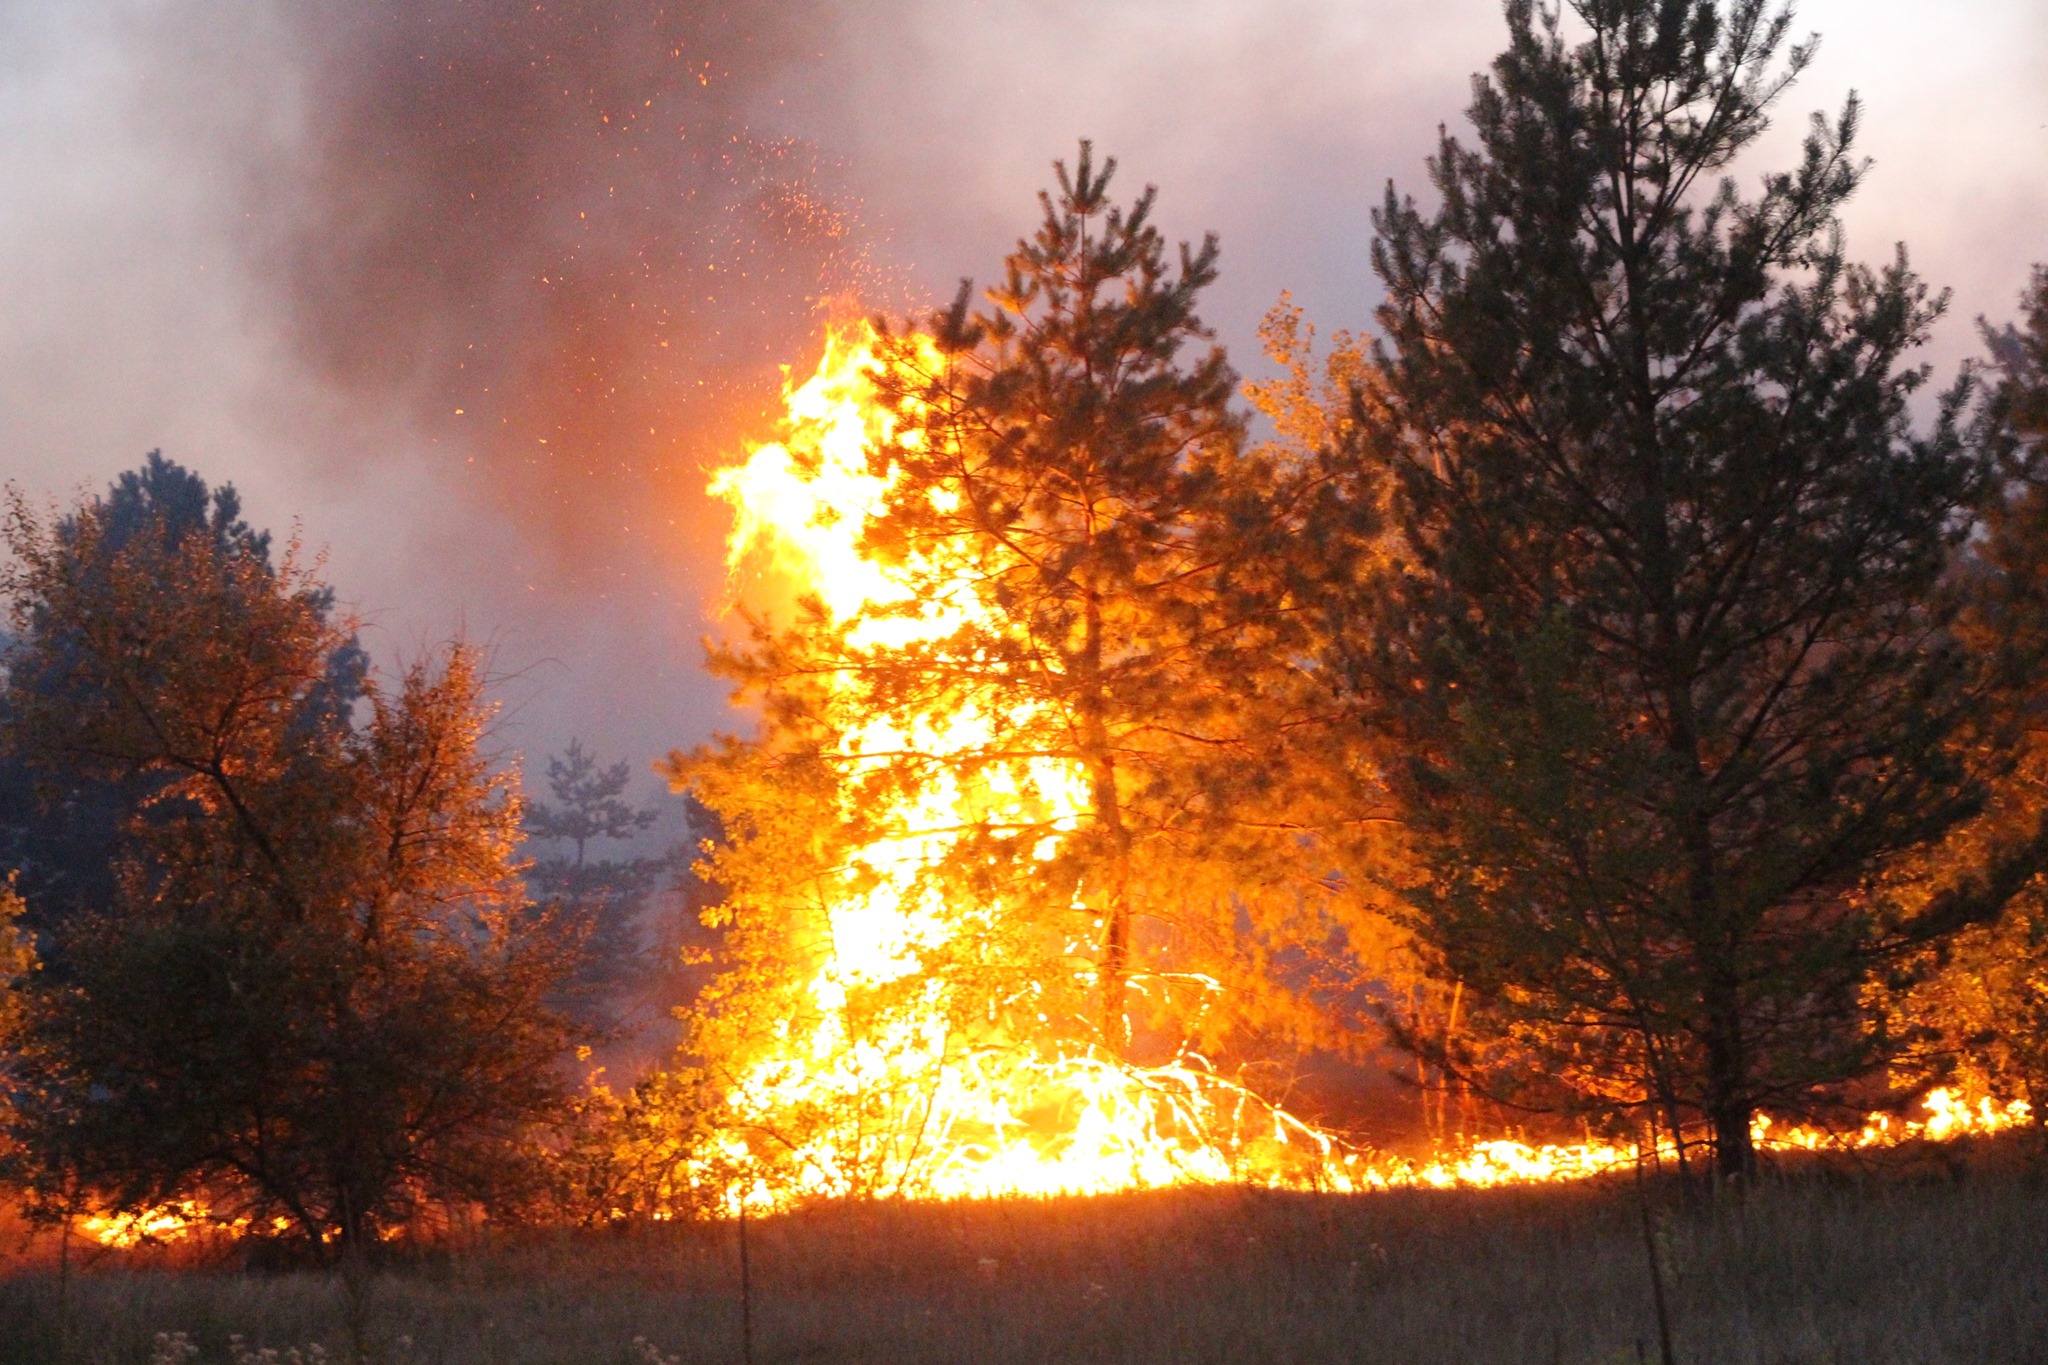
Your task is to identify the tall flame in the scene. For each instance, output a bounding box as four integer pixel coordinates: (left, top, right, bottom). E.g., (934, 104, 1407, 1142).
(697, 324, 2032, 1211)
(703, 323, 1346, 1205)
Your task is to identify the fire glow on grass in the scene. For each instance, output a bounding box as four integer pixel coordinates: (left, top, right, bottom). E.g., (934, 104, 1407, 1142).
(694, 324, 2036, 1212)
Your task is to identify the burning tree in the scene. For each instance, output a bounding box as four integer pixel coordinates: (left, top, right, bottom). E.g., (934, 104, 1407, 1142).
(1351, 0, 2045, 1176)
(0, 465, 584, 1253)
(658, 146, 1380, 1206)
(1884, 266, 2048, 1118)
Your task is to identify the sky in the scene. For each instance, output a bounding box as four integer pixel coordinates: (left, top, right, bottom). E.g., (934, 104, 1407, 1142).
(0, 0, 2042, 803)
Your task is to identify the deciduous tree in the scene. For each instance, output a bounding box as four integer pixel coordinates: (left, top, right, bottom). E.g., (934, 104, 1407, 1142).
(0, 453, 363, 934)
(0, 475, 582, 1253)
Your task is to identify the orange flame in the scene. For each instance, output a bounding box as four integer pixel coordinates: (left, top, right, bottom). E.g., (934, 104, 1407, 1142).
(701, 323, 1358, 1205)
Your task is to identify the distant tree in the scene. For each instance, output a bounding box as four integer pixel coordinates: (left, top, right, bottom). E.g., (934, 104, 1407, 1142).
(0, 480, 581, 1254)
(524, 740, 674, 1017)
(528, 740, 659, 868)
(1348, 0, 2044, 1176)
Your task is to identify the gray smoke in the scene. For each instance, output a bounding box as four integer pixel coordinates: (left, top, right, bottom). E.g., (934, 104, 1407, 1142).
(0, 0, 911, 792)
(0, 0, 2040, 792)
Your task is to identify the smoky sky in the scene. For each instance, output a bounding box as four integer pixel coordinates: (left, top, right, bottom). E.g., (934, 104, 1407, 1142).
(253, 1, 905, 567)
(1, 0, 2043, 798)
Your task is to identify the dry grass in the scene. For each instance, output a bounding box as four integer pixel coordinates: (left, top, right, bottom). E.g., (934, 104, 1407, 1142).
(2, 1141, 2044, 1364)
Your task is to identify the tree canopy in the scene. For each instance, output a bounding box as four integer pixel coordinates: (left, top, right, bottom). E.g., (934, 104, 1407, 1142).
(1345, 0, 2042, 1175)
(0, 468, 582, 1253)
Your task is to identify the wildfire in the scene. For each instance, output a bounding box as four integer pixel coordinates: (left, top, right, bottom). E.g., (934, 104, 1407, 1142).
(703, 323, 1332, 1205)
(692, 323, 2038, 1212)
(60, 327, 2038, 1252)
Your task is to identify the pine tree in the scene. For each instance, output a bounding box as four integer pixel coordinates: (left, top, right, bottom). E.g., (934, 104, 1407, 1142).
(1351, 0, 2041, 1175)
(661, 148, 1375, 1197)
(528, 740, 660, 869)
(525, 740, 675, 1021)
(856, 143, 1274, 1053)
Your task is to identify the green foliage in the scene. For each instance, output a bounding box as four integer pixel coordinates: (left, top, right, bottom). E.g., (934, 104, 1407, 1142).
(0, 476, 583, 1253)
(1347, 0, 2033, 1174)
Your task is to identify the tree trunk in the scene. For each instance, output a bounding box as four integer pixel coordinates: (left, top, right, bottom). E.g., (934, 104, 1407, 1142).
(1099, 874, 1131, 1055)
(1703, 988, 1756, 1179)
(1089, 746, 1132, 1057)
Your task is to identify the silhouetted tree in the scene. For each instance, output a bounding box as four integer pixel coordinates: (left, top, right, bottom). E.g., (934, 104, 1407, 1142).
(524, 740, 675, 1021)
(1350, 0, 2043, 1175)
(528, 740, 659, 868)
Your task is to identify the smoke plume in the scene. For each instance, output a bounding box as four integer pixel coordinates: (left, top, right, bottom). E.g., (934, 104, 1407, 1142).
(250, 3, 902, 586)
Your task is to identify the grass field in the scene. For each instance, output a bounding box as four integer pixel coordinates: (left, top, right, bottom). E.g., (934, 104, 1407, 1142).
(2, 1140, 2043, 1364)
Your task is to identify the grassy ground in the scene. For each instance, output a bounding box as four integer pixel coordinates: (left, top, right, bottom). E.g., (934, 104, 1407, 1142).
(2, 1141, 2043, 1364)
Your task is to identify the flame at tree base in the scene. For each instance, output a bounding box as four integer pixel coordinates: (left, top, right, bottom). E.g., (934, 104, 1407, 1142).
(71, 1085, 2032, 1247)
(699, 1046, 1364, 1209)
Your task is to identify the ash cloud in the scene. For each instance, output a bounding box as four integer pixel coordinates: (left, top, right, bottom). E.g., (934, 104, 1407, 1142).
(1, 0, 2040, 785)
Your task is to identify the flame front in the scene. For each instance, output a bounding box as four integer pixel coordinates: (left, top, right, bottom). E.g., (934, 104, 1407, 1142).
(703, 324, 1344, 1205)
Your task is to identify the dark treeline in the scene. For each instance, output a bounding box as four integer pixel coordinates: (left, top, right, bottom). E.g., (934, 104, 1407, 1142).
(3, 0, 2047, 1253)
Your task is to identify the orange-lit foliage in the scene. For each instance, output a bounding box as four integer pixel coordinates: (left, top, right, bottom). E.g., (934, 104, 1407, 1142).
(655, 150, 1396, 1210)
(0, 473, 582, 1254)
